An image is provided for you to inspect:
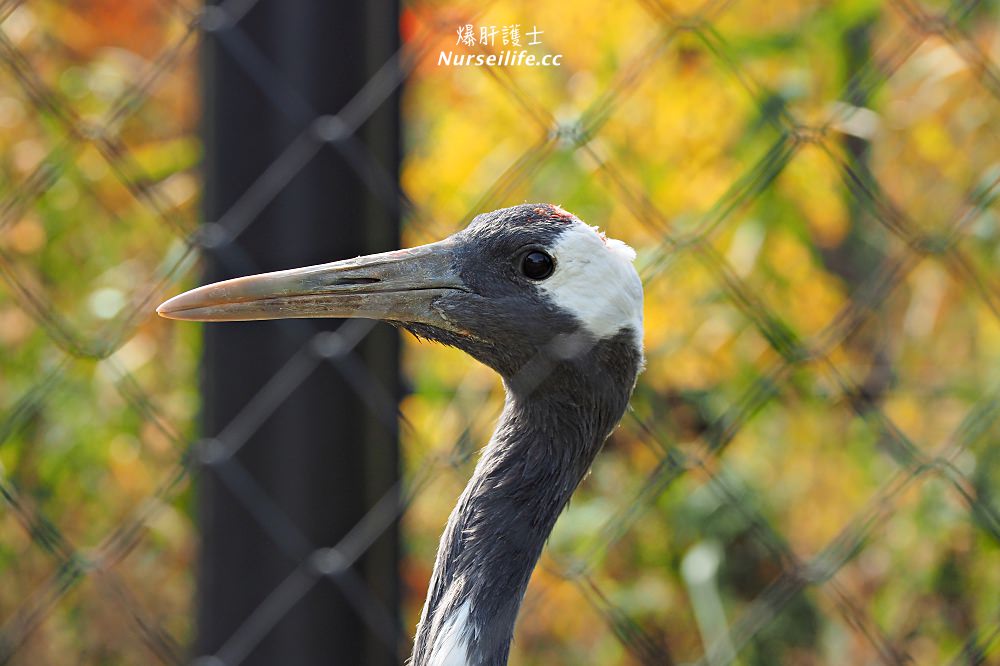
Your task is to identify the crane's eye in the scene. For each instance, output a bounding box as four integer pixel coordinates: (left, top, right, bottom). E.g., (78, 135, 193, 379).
(521, 250, 554, 280)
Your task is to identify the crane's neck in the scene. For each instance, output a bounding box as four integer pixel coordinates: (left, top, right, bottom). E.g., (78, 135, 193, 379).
(410, 330, 642, 666)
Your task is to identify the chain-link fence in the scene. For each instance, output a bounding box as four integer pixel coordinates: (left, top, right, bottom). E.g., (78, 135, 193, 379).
(1, 0, 999, 664)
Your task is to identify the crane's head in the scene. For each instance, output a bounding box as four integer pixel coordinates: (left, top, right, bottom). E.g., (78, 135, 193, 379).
(158, 204, 643, 380)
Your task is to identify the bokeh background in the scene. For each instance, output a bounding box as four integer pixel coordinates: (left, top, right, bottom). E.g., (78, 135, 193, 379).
(1, 0, 999, 664)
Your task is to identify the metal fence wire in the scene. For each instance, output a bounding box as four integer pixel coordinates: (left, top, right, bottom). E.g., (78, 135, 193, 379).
(0, 0, 999, 664)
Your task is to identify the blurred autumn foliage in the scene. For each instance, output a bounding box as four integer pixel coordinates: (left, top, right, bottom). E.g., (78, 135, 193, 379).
(400, 1, 1000, 664)
(0, 0, 200, 662)
(0, 0, 998, 664)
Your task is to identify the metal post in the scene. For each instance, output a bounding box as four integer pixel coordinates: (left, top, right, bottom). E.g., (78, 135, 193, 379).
(198, 1, 400, 663)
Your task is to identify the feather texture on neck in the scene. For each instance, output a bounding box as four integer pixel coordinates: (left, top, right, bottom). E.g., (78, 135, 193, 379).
(410, 330, 643, 666)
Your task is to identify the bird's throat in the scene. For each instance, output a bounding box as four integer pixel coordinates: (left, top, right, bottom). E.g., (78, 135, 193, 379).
(410, 331, 643, 666)
(413, 400, 599, 666)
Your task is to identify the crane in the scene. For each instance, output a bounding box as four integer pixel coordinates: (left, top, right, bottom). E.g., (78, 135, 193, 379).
(158, 203, 645, 665)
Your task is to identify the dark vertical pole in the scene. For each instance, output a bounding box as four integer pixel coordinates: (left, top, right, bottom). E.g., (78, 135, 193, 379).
(198, 2, 400, 664)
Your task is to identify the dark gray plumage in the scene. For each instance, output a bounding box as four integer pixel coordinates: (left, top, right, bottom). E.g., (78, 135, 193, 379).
(410, 332, 641, 665)
(157, 203, 645, 666)
(404, 207, 644, 664)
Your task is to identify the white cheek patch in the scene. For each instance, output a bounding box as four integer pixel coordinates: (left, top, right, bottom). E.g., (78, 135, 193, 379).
(537, 220, 644, 347)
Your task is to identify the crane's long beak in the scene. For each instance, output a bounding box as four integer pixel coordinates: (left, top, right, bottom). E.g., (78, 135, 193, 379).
(157, 240, 465, 330)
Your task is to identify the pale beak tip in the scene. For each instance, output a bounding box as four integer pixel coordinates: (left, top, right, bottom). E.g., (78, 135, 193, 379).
(156, 295, 186, 320)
